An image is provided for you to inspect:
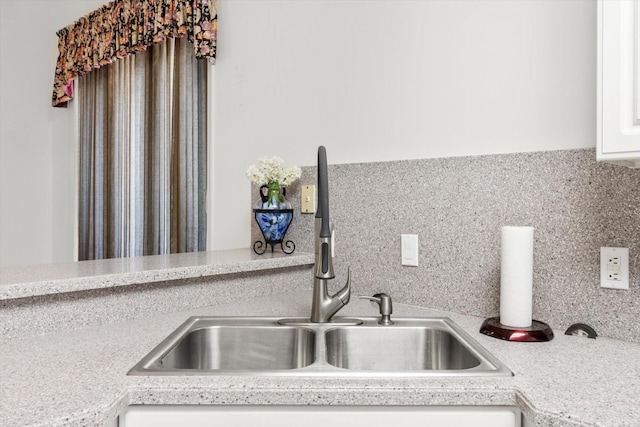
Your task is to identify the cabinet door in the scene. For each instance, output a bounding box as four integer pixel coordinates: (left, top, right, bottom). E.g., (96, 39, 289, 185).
(597, 0, 640, 168)
(121, 405, 519, 427)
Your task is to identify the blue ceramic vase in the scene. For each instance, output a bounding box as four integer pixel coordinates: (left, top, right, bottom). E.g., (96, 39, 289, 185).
(253, 182, 295, 254)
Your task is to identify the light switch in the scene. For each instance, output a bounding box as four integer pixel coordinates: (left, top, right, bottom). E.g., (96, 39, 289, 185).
(301, 185, 316, 214)
(401, 234, 419, 266)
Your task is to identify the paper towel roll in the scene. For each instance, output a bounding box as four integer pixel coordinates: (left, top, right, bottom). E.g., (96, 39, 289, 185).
(500, 226, 534, 328)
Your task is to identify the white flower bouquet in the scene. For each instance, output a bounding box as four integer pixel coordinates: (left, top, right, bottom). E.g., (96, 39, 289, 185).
(246, 156, 301, 186)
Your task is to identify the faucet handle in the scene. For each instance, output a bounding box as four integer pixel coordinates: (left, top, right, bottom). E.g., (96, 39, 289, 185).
(335, 267, 351, 304)
(358, 293, 394, 325)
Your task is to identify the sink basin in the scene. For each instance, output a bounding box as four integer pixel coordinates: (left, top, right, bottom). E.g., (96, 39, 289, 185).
(130, 317, 315, 374)
(129, 316, 511, 377)
(161, 326, 315, 370)
(326, 323, 484, 372)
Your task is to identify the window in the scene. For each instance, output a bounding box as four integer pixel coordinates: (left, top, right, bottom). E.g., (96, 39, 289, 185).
(77, 37, 208, 260)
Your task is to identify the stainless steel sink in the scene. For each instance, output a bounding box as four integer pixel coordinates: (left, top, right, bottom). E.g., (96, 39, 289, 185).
(128, 317, 511, 377)
(162, 325, 315, 370)
(130, 317, 315, 373)
(326, 322, 488, 372)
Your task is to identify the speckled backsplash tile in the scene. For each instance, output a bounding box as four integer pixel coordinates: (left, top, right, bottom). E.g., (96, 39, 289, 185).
(0, 266, 312, 340)
(253, 149, 640, 342)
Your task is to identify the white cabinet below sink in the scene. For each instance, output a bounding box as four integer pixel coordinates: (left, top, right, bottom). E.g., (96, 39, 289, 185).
(121, 405, 520, 427)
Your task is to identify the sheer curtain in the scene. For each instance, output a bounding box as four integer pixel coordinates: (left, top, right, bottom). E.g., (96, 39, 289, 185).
(78, 37, 207, 260)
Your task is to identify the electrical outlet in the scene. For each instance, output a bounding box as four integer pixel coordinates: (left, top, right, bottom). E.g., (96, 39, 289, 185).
(600, 247, 629, 289)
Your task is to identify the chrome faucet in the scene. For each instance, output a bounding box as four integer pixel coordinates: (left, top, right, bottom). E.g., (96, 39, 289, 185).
(310, 146, 351, 323)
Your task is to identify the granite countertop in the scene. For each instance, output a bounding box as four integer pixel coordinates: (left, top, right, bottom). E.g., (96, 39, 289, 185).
(2, 291, 639, 427)
(0, 249, 314, 300)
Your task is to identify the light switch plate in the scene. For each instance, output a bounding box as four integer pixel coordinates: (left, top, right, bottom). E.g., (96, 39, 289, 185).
(401, 234, 419, 266)
(600, 247, 629, 289)
(301, 185, 316, 214)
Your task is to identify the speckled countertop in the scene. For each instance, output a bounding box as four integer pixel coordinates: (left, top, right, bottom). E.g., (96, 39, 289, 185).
(0, 249, 314, 300)
(1, 290, 639, 427)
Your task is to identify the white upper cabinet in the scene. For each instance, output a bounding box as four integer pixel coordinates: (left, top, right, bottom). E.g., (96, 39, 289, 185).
(597, 0, 640, 168)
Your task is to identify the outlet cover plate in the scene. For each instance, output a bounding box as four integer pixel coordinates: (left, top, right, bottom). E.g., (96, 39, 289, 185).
(401, 234, 419, 267)
(301, 185, 316, 214)
(600, 247, 629, 290)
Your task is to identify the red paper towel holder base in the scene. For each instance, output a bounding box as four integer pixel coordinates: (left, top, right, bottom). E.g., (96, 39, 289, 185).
(480, 317, 554, 342)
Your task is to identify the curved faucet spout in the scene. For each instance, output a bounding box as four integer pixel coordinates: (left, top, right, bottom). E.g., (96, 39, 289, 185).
(310, 146, 351, 323)
(316, 146, 331, 239)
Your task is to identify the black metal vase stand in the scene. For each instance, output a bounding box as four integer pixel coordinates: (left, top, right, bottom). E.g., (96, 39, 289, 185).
(252, 208, 295, 255)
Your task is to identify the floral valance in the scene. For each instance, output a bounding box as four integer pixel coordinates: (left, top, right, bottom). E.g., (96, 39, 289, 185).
(52, 0, 216, 107)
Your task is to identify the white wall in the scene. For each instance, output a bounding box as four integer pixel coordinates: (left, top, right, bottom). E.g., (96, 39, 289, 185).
(212, 0, 596, 249)
(0, 0, 105, 268)
(0, 0, 596, 267)
(1, 1, 52, 268)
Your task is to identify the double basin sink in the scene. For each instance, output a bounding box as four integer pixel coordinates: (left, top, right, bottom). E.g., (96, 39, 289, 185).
(129, 316, 511, 377)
